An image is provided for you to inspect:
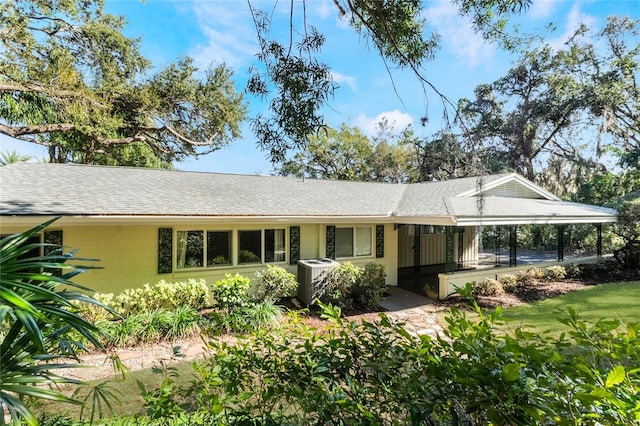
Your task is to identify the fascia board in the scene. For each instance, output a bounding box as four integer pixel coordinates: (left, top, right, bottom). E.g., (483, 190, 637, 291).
(0, 214, 398, 228)
(455, 215, 618, 226)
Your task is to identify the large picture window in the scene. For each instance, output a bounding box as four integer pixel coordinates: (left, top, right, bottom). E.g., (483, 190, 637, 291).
(175, 228, 284, 269)
(335, 226, 372, 258)
(177, 230, 232, 269)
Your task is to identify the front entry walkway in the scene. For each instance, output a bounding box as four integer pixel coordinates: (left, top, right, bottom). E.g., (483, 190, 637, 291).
(379, 287, 443, 338)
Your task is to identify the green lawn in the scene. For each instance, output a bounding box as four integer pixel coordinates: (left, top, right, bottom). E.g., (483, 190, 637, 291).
(498, 281, 640, 335)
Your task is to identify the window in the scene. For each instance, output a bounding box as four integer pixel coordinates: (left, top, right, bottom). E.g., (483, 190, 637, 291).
(207, 231, 231, 266)
(177, 230, 204, 269)
(174, 228, 284, 269)
(265, 229, 285, 262)
(238, 230, 261, 264)
(238, 228, 285, 264)
(335, 226, 372, 258)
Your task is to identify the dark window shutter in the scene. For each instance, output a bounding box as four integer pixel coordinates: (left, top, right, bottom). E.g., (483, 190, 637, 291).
(289, 226, 300, 264)
(158, 228, 173, 274)
(43, 230, 63, 255)
(326, 225, 336, 259)
(376, 225, 384, 258)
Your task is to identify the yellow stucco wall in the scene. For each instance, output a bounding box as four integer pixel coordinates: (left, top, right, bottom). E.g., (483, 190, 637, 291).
(1, 221, 399, 295)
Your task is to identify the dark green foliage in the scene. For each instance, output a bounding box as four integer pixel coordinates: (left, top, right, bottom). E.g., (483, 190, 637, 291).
(1, 1, 246, 165)
(612, 193, 640, 270)
(176, 302, 640, 425)
(315, 262, 387, 310)
(253, 265, 298, 303)
(350, 263, 388, 310)
(0, 219, 108, 425)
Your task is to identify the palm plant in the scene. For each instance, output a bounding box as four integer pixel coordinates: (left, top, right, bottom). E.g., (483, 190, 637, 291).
(0, 218, 109, 425)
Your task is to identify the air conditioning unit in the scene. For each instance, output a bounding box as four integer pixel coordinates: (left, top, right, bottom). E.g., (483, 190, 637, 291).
(297, 258, 339, 306)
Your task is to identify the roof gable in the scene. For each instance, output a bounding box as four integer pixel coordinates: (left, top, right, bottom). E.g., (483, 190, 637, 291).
(455, 173, 560, 200)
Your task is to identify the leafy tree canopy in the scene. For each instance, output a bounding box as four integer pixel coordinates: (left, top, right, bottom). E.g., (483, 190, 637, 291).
(243, 0, 532, 162)
(0, 0, 247, 165)
(458, 16, 639, 192)
(277, 122, 416, 183)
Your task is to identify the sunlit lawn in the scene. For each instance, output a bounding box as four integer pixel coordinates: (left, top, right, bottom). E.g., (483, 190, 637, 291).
(34, 361, 197, 421)
(497, 281, 640, 336)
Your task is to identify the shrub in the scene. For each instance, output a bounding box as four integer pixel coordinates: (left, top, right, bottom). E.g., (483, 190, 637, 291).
(472, 278, 504, 297)
(210, 300, 284, 333)
(99, 307, 202, 347)
(498, 274, 518, 293)
(527, 267, 546, 281)
(114, 279, 209, 315)
(253, 265, 298, 302)
(211, 274, 252, 311)
(545, 265, 567, 281)
(565, 263, 582, 278)
(350, 263, 387, 310)
(238, 249, 260, 263)
(315, 262, 362, 308)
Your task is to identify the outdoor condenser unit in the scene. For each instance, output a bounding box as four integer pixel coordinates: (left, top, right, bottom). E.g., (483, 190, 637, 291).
(297, 258, 339, 306)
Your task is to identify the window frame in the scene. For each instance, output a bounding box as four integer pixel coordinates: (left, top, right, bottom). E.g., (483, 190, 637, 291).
(173, 227, 286, 270)
(334, 226, 373, 259)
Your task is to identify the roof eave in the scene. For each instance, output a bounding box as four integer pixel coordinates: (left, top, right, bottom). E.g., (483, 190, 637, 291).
(455, 215, 618, 226)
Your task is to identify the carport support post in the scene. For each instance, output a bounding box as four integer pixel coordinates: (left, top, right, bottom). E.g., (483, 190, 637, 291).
(445, 226, 455, 274)
(557, 225, 565, 262)
(509, 225, 517, 267)
(596, 223, 603, 257)
(413, 225, 421, 274)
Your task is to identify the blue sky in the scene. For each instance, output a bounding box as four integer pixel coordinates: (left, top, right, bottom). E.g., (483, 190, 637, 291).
(1, 0, 638, 175)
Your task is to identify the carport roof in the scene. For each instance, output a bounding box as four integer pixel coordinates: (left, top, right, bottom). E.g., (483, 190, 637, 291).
(0, 163, 617, 225)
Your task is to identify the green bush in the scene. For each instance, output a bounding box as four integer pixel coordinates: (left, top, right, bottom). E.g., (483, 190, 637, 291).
(253, 265, 298, 302)
(113, 279, 209, 315)
(210, 274, 252, 311)
(315, 262, 362, 308)
(172, 303, 640, 425)
(350, 263, 387, 310)
(98, 307, 201, 348)
(498, 274, 518, 292)
(472, 278, 504, 297)
(314, 262, 387, 310)
(211, 300, 284, 333)
(545, 265, 567, 281)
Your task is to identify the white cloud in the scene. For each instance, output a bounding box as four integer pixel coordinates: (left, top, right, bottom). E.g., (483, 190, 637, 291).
(529, 0, 556, 19)
(188, 2, 257, 69)
(356, 110, 414, 136)
(547, 4, 596, 50)
(331, 71, 357, 91)
(425, 0, 496, 68)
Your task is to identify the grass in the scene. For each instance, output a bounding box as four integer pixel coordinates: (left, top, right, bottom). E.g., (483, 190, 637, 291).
(497, 281, 640, 336)
(33, 361, 197, 421)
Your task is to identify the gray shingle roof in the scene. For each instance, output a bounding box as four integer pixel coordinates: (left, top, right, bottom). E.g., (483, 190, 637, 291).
(0, 163, 617, 224)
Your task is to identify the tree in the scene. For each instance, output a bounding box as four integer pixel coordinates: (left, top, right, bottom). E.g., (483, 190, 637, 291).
(277, 123, 415, 182)
(403, 130, 504, 181)
(0, 219, 109, 425)
(246, 0, 532, 162)
(458, 17, 639, 190)
(0, 1, 247, 165)
(611, 193, 640, 270)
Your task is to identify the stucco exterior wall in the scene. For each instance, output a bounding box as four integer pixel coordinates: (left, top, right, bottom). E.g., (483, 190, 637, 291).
(1, 221, 398, 295)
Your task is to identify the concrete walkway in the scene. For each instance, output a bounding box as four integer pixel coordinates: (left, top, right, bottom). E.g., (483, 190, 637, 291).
(379, 286, 443, 338)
